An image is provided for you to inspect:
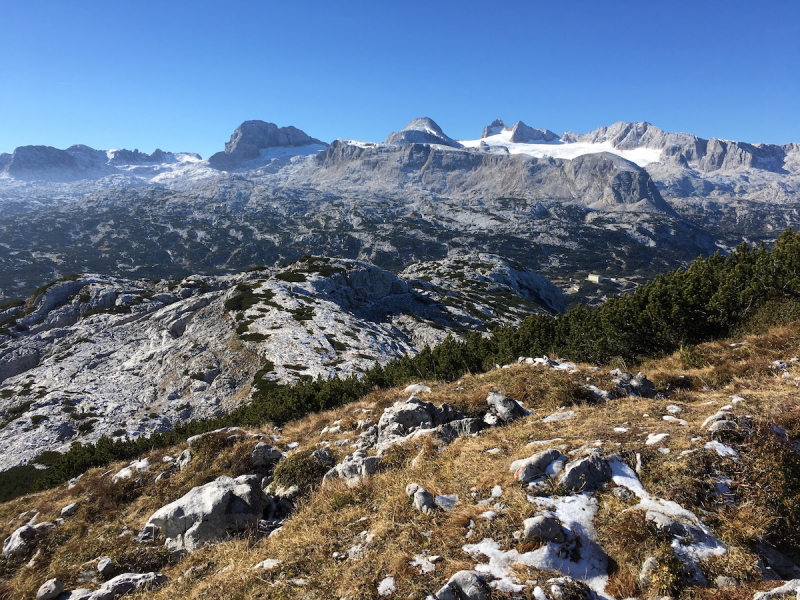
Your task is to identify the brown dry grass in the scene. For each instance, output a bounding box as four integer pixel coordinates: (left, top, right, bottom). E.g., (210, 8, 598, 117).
(2, 323, 800, 598)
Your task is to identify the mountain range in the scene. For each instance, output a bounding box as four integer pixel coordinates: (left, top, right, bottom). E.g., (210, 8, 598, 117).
(0, 117, 799, 303)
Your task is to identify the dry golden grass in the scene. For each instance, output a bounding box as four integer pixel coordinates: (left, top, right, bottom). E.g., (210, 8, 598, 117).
(2, 322, 800, 598)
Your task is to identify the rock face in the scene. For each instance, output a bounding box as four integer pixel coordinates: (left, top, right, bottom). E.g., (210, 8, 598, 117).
(208, 120, 327, 170)
(144, 475, 268, 552)
(385, 117, 463, 148)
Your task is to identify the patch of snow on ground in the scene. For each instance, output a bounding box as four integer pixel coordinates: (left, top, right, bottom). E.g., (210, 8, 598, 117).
(377, 576, 396, 596)
(463, 493, 609, 597)
(645, 433, 669, 445)
(705, 440, 738, 458)
(609, 458, 726, 564)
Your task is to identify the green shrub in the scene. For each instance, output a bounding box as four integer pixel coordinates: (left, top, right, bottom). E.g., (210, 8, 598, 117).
(272, 449, 330, 494)
(275, 271, 307, 283)
(30, 415, 48, 426)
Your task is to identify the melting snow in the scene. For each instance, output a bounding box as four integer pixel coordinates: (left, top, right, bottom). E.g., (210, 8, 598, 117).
(609, 458, 726, 565)
(705, 440, 738, 458)
(463, 493, 609, 597)
(377, 576, 396, 596)
(645, 433, 669, 445)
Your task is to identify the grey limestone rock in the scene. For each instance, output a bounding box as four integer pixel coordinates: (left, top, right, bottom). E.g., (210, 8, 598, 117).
(405, 483, 436, 514)
(2, 524, 36, 558)
(485, 392, 528, 424)
(522, 515, 567, 543)
(435, 570, 489, 600)
(97, 556, 116, 577)
(208, 120, 327, 170)
(557, 454, 612, 492)
(85, 572, 168, 599)
(144, 474, 268, 552)
(510, 448, 565, 483)
(60, 502, 79, 517)
(251, 442, 283, 468)
(36, 578, 64, 600)
(323, 450, 379, 487)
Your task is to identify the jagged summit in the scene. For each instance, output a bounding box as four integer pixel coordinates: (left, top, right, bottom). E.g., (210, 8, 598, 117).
(208, 120, 328, 171)
(385, 117, 462, 148)
(480, 119, 560, 143)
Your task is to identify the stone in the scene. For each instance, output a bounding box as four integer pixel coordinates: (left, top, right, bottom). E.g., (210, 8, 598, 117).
(36, 578, 64, 600)
(251, 442, 283, 468)
(60, 502, 79, 517)
(403, 383, 431, 394)
(406, 483, 436, 514)
(714, 575, 737, 588)
(375, 397, 462, 454)
(435, 570, 490, 600)
(702, 411, 733, 428)
(144, 475, 268, 552)
(708, 420, 737, 433)
(323, 451, 379, 487)
(510, 448, 564, 482)
(645, 511, 707, 542)
(639, 556, 658, 587)
(253, 558, 281, 571)
(557, 454, 611, 492)
(2, 524, 36, 558)
(177, 448, 192, 471)
(434, 494, 459, 511)
(485, 392, 528, 423)
(547, 576, 597, 600)
(97, 556, 115, 577)
(523, 515, 566, 543)
(85, 572, 168, 599)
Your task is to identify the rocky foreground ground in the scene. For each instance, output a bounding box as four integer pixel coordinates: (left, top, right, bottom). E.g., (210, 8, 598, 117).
(1, 318, 799, 599)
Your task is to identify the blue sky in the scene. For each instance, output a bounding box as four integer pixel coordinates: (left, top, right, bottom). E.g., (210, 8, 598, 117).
(1, 0, 798, 158)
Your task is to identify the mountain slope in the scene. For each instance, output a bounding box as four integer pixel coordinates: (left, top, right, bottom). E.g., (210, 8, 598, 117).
(1, 320, 798, 599)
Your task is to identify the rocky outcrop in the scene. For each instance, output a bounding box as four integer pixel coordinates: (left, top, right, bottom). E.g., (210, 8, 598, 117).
(144, 475, 268, 552)
(208, 120, 327, 170)
(2, 524, 36, 558)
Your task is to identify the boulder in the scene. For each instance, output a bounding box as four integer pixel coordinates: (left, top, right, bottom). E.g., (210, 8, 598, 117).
(702, 411, 733, 428)
(708, 420, 737, 433)
(86, 572, 168, 599)
(2, 524, 36, 558)
(522, 515, 567, 543)
(434, 570, 489, 600)
(36, 578, 64, 600)
(510, 449, 565, 483)
(251, 443, 283, 468)
(375, 396, 462, 453)
(97, 556, 116, 577)
(406, 483, 436, 514)
(557, 454, 611, 492)
(176, 448, 192, 471)
(60, 502, 79, 517)
(485, 392, 528, 424)
(144, 475, 268, 552)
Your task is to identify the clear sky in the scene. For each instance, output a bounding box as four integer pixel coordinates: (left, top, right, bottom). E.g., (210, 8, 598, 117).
(1, 0, 798, 158)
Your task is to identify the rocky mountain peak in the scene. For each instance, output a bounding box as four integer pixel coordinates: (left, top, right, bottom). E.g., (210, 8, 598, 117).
(208, 120, 328, 171)
(385, 117, 462, 148)
(480, 119, 559, 143)
(481, 119, 506, 138)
